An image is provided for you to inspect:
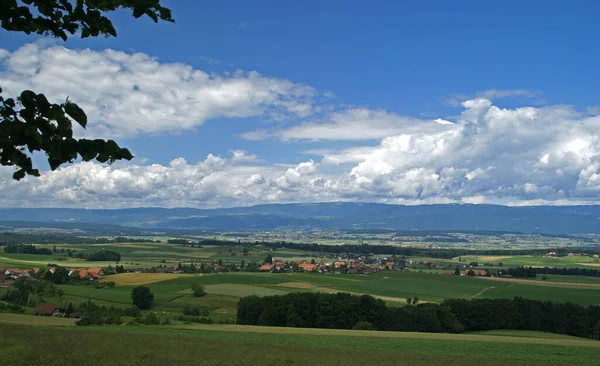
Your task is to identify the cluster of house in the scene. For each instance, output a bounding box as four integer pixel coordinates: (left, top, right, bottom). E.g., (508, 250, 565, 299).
(440, 269, 489, 276)
(0, 266, 106, 285)
(257, 259, 404, 274)
(0, 268, 30, 287)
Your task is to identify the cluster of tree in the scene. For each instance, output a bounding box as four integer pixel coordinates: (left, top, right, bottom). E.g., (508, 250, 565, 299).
(131, 286, 154, 309)
(499, 266, 600, 279)
(0, 302, 25, 314)
(497, 266, 538, 279)
(3, 244, 52, 255)
(237, 293, 387, 329)
(73, 299, 171, 326)
(75, 301, 140, 326)
(191, 284, 207, 297)
(176, 315, 214, 324)
(1, 278, 64, 307)
(237, 293, 600, 340)
(183, 305, 210, 316)
(167, 239, 203, 247)
(85, 250, 121, 262)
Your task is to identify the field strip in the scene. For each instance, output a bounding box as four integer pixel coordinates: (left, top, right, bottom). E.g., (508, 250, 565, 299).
(171, 324, 600, 348)
(469, 286, 495, 298)
(313, 287, 414, 303)
(478, 256, 514, 261)
(578, 262, 600, 267)
(267, 282, 317, 289)
(0, 313, 77, 326)
(109, 273, 197, 286)
(1, 313, 598, 349)
(476, 276, 600, 289)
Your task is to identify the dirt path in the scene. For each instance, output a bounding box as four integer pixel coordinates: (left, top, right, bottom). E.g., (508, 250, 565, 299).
(469, 286, 495, 298)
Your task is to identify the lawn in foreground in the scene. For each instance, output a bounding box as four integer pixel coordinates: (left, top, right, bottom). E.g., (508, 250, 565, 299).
(1, 321, 598, 365)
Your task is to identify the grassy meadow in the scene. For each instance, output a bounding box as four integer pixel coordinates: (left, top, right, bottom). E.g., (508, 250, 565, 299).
(1, 314, 600, 365)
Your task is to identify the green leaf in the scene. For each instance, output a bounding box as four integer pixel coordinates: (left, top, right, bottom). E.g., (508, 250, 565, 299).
(64, 101, 87, 127)
(19, 90, 37, 109)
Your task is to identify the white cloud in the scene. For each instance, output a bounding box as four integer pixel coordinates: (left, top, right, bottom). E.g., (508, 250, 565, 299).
(242, 108, 454, 141)
(3, 98, 600, 208)
(0, 43, 316, 138)
(2, 44, 600, 207)
(445, 89, 540, 106)
(330, 99, 600, 203)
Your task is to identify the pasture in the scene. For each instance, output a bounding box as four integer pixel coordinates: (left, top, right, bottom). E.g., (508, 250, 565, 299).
(1, 317, 599, 365)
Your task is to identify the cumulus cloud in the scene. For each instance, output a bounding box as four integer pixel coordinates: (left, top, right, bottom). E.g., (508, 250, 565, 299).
(2, 43, 600, 207)
(445, 89, 540, 106)
(334, 98, 600, 203)
(0, 43, 316, 138)
(0, 151, 339, 208)
(241, 108, 454, 141)
(3, 98, 600, 208)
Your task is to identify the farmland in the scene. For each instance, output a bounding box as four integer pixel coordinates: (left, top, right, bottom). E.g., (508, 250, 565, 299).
(1, 314, 599, 365)
(2, 232, 600, 334)
(16, 269, 598, 322)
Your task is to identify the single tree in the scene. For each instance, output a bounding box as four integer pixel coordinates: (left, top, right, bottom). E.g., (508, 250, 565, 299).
(191, 284, 207, 297)
(1, 0, 174, 179)
(467, 269, 476, 277)
(413, 296, 419, 305)
(454, 267, 461, 276)
(131, 286, 154, 310)
(265, 254, 273, 264)
(406, 297, 412, 305)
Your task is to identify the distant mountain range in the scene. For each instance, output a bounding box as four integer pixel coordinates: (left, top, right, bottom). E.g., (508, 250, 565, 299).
(1, 203, 600, 235)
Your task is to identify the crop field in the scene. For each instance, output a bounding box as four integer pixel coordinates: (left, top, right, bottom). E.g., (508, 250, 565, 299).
(1, 317, 599, 365)
(466, 329, 592, 340)
(201, 283, 288, 297)
(109, 273, 194, 286)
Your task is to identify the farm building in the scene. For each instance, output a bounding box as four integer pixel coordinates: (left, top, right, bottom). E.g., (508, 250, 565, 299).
(32, 303, 65, 317)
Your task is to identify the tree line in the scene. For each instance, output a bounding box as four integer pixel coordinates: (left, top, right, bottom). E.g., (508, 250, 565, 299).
(3, 244, 52, 255)
(237, 293, 600, 340)
(499, 266, 600, 279)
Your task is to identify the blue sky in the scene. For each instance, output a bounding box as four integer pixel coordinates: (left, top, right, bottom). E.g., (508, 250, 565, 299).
(1, 1, 600, 208)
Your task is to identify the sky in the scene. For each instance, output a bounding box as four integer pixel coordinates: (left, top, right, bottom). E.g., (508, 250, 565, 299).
(1, 0, 600, 208)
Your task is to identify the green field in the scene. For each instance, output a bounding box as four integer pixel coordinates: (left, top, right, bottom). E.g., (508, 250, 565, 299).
(40, 270, 600, 322)
(1, 314, 599, 365)
(461, 254, 600, 268)
(3, 240, 600, 323)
